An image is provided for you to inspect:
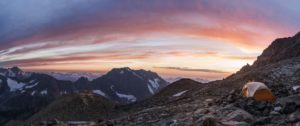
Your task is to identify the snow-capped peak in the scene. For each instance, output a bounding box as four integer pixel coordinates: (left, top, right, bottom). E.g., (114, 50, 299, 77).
(7, 78, 26, 92)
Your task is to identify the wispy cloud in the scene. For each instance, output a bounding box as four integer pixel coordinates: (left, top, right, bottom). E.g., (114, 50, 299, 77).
(1, 0, 299, 79)
(1, 0, 299, 50)
(154, 66, 229, 73)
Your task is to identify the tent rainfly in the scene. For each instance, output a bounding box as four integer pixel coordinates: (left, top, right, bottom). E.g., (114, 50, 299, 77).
(241, 82, 276, 102)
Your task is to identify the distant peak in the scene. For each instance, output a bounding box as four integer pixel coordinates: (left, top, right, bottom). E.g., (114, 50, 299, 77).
(10, 66, 22, 73)
(105, 67, 160, 79)
(77, 77, 88, 81)
(177, 78, 195, 82)
(110, 67, 133, 73)
(112, 67, 131, 71)
(75, 77, 89, 83)
(120, 67, 131, 71)
(293, 31, 300, 38)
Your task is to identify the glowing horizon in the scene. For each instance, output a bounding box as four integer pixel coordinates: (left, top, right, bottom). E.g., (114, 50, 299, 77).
(1, 0, 300, 80)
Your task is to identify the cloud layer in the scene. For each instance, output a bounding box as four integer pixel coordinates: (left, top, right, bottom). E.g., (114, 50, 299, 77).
(155, 67, 228, 73)
(1, 0, 300, 79)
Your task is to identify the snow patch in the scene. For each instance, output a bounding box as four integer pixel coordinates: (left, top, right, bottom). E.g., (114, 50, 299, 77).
(120, 70, 124, 74)
(92, 90, 106, 96)
(149, 78, 160, 90)
(40, 89, 47, 95)
(293, 85, 300, 91)
(115, 91, 137, 102)
(132, 72, 143, 80)
(25, 82, 39, 89)
(110, 85, 114, 90)
(7, 78, 25, 92)
(169, 120, 177, 126)
(274, 106, 282, 112)
(21, 90, 26, 93)
(111, 85, 136, 102)
(31, 91, 36, 96)
(29, 80, 36, 83)
(172, 90, 188, 97)
(60, 91, 67, 95)
(147, 84, 154, 94)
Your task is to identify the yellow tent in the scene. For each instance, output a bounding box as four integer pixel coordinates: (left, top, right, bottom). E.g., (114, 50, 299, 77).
(241, 82, 276, 102)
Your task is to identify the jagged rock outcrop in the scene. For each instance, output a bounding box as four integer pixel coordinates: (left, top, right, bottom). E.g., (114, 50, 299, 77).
(253, 32, 300, 68)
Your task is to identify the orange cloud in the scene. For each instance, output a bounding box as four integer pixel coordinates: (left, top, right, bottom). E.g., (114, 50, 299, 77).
(2, 0, 299, 79)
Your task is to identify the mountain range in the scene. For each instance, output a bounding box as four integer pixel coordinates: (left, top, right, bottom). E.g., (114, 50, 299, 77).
(42, 72, 101, 82)
(0, 67, 168, 125)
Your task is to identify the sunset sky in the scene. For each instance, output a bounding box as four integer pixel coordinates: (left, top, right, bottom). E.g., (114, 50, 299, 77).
(1, 0, 300, 80)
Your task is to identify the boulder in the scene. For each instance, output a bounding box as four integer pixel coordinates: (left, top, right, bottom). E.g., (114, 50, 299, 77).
(270, 111, 280, 116)
(163, 119, 177, 126)
(269, 115, 287, 125)
(295, 121, 300, 126)
(253, 117, 271, 125)
(220, 121, 250, 126)
(204, 99, 214, 107)
(195, 116, 217, 126)
(288, 111, 300, 123)
(194, 108, 210, 117)
(202, 117, 217, 126)
(233, 98, 273, 116)
(282, 102, 297, 114)
(47, 119, 59, 126)
(105, 120, 114, 126)
(277, 94, 300, 106)
(276, 95, 300, 114)
(246, 98, 256, 106)
(222, 109, 254, 123)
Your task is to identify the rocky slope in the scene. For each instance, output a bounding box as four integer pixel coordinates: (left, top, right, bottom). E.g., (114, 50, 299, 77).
(253, 32, 300, 68)
(23, 93, 114, 126)
(164, 77, 210, 83)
